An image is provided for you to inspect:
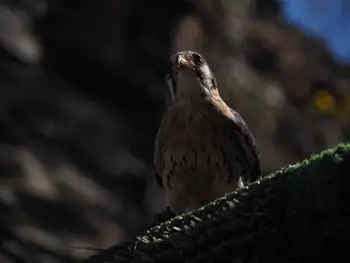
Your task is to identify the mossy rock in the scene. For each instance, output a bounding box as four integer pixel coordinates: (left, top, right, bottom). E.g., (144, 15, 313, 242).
(83, 143, 350, 263)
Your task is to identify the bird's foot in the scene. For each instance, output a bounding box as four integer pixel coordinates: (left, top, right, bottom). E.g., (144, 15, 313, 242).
(157, 206, 177, 221)
(147, 206, 176, 229)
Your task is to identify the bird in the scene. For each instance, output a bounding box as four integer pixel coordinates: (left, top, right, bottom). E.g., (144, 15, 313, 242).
(154, 50, 261, 215)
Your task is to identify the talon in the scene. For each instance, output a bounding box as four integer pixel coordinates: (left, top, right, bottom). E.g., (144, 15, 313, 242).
(163, 205, 173, 214)
(158, 206, 176, 221)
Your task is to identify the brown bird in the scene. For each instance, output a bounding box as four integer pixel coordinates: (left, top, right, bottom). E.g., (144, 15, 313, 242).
(154, 50, 261, 214)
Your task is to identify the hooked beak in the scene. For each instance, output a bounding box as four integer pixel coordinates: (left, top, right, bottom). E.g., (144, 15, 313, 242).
(176, 55, 195, 69)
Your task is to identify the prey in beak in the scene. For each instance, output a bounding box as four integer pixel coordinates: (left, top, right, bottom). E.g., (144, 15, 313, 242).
(176, 54, 195, 69)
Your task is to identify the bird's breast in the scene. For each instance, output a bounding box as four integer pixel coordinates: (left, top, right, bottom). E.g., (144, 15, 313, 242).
(158, 98, 228, 168)
(160, 100, 211, 142)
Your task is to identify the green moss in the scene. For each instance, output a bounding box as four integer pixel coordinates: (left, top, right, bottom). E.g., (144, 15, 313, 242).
(83, 143, 350, 263)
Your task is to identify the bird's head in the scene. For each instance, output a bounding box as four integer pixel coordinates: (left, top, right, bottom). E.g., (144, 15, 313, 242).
(165, 50, 217, 102)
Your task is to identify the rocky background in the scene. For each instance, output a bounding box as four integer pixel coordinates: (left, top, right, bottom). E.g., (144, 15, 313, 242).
(0, 0, 349, 262)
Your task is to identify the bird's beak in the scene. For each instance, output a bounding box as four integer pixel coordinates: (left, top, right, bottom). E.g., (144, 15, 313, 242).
(177, 55, 194, 69)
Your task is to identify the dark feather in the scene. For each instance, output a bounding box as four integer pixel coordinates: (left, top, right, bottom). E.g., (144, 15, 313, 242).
(230, 109, 262, 183)
(154, 170, 163, 187)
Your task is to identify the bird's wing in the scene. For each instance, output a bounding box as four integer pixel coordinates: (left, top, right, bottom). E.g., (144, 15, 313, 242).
(228, 108, 262, 183)
(153, 129, 164, 188)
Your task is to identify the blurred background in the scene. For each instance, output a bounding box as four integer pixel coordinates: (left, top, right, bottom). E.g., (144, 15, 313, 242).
(0, 0, 349, 262)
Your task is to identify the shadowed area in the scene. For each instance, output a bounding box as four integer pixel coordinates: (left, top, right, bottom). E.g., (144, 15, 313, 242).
(0, 0, 349, 262)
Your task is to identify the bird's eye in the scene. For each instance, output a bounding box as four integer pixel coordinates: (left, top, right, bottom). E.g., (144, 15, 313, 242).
(192, 53, 203, 64)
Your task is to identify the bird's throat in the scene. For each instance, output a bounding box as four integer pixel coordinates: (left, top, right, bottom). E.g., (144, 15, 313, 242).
(174, 70, 216, 101)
